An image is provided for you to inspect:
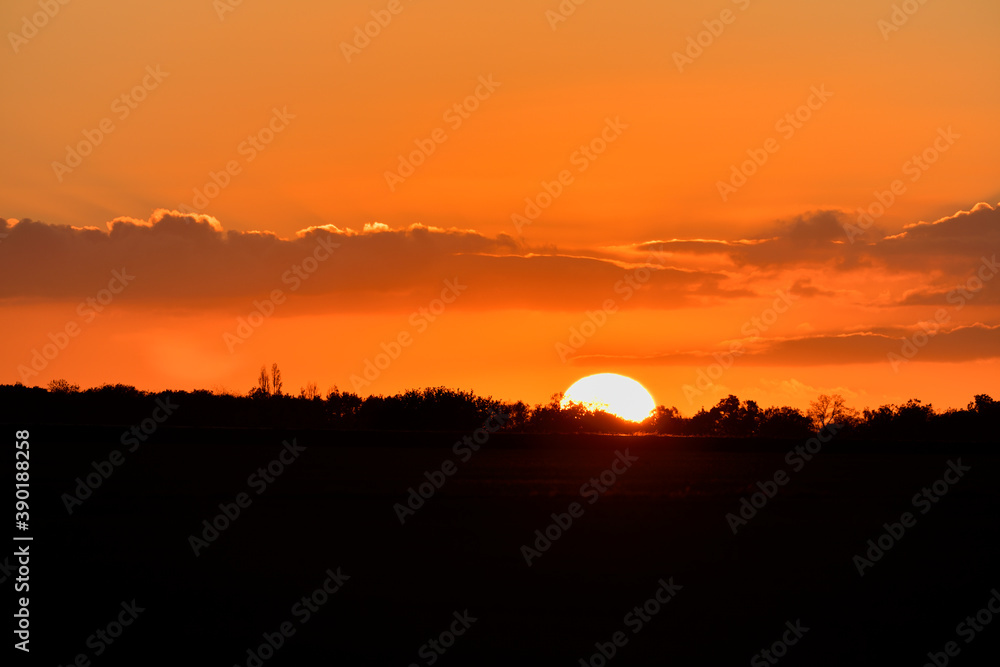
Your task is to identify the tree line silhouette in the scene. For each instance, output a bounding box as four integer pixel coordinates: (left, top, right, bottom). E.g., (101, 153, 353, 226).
(1, 369, 996, 441)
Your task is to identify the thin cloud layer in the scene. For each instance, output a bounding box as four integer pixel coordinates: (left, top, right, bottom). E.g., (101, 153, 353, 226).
(572, 324, 1000, 367)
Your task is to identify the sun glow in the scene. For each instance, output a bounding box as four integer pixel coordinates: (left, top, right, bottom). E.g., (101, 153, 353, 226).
(561, 373, 656, 423)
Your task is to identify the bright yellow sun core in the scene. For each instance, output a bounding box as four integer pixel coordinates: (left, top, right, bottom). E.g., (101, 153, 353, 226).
(560, 373, 656, 423)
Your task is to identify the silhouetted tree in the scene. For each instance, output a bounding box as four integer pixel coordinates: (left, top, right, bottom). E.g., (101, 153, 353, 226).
(503, 401, 530, 431)
(968, 394, 999, 416)
(326, 387, 363, 426)
(47, 378, 80, 393)
(271, 363, 283, 396)
(689, 395, 762, 436)
(893, 399, 934, 437)
(860, 404, 895, 438)
(257, 366, 270, 396)
(759, 406, 814, 439)
(808, 394, 848, 429)
(84, 383, 144, 398)
(649, 405, 682, 434)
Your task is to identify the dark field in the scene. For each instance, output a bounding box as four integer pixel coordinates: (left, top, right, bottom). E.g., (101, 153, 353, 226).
(19, 427, 1000, 665)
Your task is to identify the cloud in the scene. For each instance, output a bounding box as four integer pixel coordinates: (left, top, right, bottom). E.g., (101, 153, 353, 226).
(571, 324, 1000, 366)
(638, 209, 873, 270)
(896, 283, 1000, 307)
(788, 277, 837, 299)
(2, 203, 997, 318)
(0, 209, 744, 312)
(636, 202, 1000, 280)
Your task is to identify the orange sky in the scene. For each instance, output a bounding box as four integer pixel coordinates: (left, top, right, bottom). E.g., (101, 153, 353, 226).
(2, 0, 999, 414)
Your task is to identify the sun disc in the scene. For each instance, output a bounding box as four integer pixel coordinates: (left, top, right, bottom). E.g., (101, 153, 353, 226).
(560, 373, 655, 422)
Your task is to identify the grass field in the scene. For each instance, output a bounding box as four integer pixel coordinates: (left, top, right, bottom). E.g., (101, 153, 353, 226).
(23, 427, 1000, 665)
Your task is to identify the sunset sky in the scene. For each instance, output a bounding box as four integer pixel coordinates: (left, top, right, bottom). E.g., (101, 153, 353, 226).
(2, 0, 998, 413)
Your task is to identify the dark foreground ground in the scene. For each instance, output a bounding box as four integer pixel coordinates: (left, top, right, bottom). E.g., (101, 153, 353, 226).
(9, 425, 1000, 665)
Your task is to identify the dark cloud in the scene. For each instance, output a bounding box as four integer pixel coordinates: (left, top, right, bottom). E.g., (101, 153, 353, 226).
(870, 202, 1000, 273)
(0, 209, 744, 312)
(788, 277, 837, 299)
(2, 203, 997, 314)
(636, 202, 1000, 280)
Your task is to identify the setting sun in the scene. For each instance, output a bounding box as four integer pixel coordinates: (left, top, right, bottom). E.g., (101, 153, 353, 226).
(561, 373, 656, 423)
